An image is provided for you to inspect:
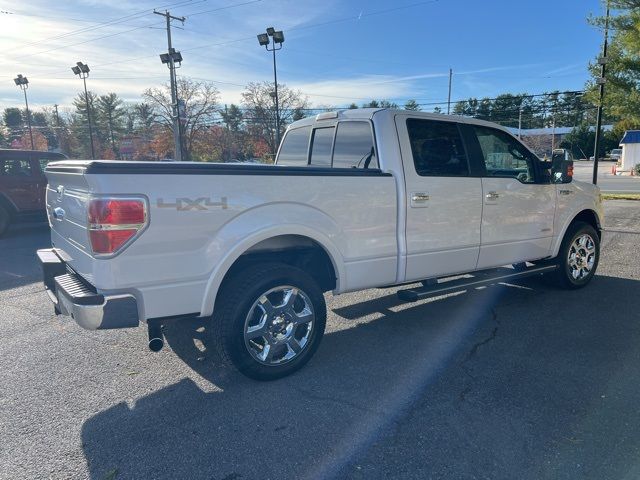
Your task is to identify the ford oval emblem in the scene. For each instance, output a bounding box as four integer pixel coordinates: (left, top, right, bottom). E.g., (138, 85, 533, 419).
(56, 185, 65, 202)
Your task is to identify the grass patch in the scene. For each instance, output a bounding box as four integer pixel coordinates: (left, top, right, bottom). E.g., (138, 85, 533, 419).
(602, 193, 640, 201)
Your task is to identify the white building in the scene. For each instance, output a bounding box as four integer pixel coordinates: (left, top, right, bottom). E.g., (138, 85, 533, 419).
(620, 130, 640, 172)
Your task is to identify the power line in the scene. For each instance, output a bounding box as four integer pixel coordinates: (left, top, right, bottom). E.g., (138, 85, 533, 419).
(11, 0, 201, 51)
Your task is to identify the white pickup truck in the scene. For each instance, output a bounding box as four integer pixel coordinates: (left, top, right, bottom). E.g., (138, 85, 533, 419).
(38, 109, 603, 380)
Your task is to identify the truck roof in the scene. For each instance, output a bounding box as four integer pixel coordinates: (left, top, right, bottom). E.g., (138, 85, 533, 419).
(287, 108, 514, 133)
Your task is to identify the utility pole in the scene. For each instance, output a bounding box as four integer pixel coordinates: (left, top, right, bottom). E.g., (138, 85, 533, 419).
(447, 68, 453, 115)
(592, 1, 610, 185)
(518, 97, 525, 138)
(53, 104, 60, 127)
(53, 103, 61, 150)
(155, 9, 185, 161)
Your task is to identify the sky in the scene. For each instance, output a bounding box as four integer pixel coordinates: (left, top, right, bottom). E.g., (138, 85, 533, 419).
(0, 0, 607, 114)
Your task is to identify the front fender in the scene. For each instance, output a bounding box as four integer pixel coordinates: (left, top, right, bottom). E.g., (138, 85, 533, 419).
(551, 203, 603, 258)
(199, 202, 346, 317)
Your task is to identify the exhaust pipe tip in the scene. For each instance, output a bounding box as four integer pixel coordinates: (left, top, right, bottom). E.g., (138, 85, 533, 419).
(149, 337, 164, 352)
(147, 321, 164, 352)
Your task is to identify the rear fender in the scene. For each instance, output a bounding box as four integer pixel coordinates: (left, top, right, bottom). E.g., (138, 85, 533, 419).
(200, 203, 345, 317)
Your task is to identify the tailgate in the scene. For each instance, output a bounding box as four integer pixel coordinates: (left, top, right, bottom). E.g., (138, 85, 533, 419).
(45, 166, 93, 277)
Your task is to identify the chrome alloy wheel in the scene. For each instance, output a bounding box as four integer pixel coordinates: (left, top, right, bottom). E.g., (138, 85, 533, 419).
(243, 286, 315, 365)
(567, 233, 596, 281)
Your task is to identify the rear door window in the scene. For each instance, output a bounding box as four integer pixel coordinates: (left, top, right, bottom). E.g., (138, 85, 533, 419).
(309, 127, 335, 166)
(1, 159, 32, 177)
(277, 126, 311, 166)
(406, 119, 470, 176)
(333, 121, 377, 169)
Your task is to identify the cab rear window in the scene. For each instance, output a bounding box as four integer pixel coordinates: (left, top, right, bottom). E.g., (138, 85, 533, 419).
(278, 121, 377, 168)
(277, 126, 311, 166)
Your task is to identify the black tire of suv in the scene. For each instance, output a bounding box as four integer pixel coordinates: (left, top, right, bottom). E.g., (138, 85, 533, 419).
(212, 262, 327, 381)
(548, 221, 600, 290)
(0, 206, 10, 238)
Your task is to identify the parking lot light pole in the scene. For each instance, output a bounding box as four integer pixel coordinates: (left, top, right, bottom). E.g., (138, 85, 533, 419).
(71, 62, 95, 159)
(13, 74, 34, 150)
(258, 27, 284, 153)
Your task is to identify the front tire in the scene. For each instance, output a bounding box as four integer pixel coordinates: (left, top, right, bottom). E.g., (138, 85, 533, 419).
(549, 221, 600, 289)
(213, 262, 327, 381)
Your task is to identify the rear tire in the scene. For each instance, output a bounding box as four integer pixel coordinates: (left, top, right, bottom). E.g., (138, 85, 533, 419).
(212, 262, 327, 381)
(0, 206, 10, 238)
(548, 221, 600, 289)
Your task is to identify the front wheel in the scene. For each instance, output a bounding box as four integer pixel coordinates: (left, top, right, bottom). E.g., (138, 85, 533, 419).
(549, 221, 600, 289)
(212, 262, 327, 381)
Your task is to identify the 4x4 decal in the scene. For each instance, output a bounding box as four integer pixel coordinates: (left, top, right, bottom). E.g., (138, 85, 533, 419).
(157, 197, 228, 211)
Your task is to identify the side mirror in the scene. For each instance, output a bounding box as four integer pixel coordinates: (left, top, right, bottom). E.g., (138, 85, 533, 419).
(553, 159, 573, 184)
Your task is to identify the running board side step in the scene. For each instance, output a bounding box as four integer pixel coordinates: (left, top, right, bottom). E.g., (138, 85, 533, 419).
(397, 264, 557, 302)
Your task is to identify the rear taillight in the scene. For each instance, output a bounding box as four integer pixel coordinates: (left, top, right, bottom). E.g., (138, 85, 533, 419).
(87, 197, 148, 255)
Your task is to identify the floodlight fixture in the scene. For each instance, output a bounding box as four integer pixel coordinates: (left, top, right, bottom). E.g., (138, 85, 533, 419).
(76, 61, 90, 74)
(272, 30, 284, 44)
(14, 74, 28, 87)
(266, 27, 275, 36)
(257, 33, 269, 46)
(160, 48, 182, 65)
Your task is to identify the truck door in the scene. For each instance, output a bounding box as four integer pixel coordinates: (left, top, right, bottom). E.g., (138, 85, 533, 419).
(395, 115, 483, 281)
(466, 125, 556, 268)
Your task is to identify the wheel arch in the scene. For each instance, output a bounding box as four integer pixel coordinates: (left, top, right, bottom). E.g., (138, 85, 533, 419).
(551, 208, 602, 257)
(200, 227, 344, 318)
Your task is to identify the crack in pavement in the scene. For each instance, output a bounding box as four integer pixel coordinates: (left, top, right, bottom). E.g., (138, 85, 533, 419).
(291, 386, 383, 415)
(458, 308, 501, 405)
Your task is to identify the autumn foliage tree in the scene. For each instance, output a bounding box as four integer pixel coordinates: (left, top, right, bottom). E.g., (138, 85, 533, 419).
(143, 78, 220, 160)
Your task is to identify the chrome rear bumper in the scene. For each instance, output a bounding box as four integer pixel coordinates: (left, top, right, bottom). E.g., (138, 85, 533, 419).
(37, 248, 139, 330)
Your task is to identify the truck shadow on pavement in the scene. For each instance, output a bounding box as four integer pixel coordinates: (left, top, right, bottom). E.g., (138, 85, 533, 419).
(81, 275, 640, 480)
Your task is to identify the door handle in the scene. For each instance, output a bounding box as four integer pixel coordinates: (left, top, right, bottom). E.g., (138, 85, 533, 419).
(411, 193, 430, 202)
(559, 189, 574, 196)
(485, 191, 500, 200)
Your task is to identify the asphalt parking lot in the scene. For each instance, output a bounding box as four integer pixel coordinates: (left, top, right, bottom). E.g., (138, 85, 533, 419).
(1, 201, 639, 480)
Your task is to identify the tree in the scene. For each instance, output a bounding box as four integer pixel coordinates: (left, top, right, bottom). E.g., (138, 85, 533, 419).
(241, 81, 309, 155)
(31, 111, 57, 150)
(72, 91, 101, 158)
(143, 78, 220, 160)
(3, 108, 23, 142)
(559, 123, 620, 159)
(404, 99, 420, 111)
(586, 1, 640, 126)
(347, 103, 359, 109)
(134, 103, 156, 132)
(97, 93, 126, 157)
(220, 104, 243, 132)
